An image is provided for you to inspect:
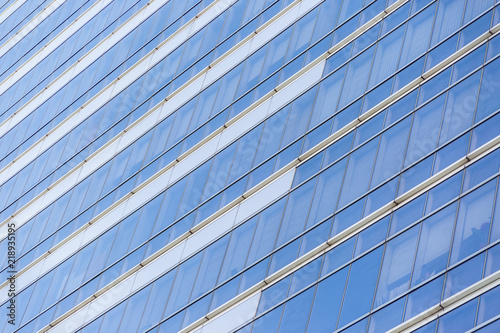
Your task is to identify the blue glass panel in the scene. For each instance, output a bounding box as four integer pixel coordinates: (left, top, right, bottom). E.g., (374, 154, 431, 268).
(370, 116, 412, 188)
(475, 57, 500, 124)
(399, 4, 435, 68)
(338, 46, 376, 110)
(438, 71, 481, 145)
(338, 246, 383, 328)
(288, 257, 322, 297)
(477, 285, 500, 325)
(321, 237, 356, 277)
(192, 235, 230, 300)
(436, 298, 478, 332)
(310, 68, 345, 129)
(368, 25, 405, 90)
(462, 149, 500, 192)
(306, 267, 349, 333)
(425, 171, 463, 214)
(338, 138, 378, 208)
(277, 286, 315, 333)
(430, 0, 466, 48)
(218, 220, 256, 284)
(411, 202, 457, 287)
(368, 297, 405, 333)
(354, 216, 389, 257)
(306, 157, 347, 228)
(276, 179, 316, 247)
(443, 251, 485, 299)
(257, 276, 291, 315)
(252, 305, 283, 333)
(449, 179, 496, 265)
(404, 275, 445, 320)
(375, 225, 419, 307)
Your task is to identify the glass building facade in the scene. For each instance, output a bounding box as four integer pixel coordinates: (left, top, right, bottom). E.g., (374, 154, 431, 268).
(0, 0, 499, 332)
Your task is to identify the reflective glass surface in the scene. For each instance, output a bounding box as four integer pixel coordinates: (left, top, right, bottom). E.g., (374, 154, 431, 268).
(0, 0, 498, 331)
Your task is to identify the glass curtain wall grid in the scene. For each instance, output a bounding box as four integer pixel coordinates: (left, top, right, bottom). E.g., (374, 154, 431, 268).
(0, 0, 393, 276)
(0, 0, 499, 332)
(0, 0, 51, 46)
(2, 0, 498, 287)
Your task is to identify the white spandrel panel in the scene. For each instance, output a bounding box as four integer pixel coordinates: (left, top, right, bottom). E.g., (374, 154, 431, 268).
(170, 135, 220, 181)
(249, 3, 301, 53)
(269, 59, 325, 113)
(203, 41, 253, 90)
(200, 292, 261, 333)
(38, 231, 85, 276)
(79, 201, 127, 246)
(11, 260, 44, 299)
(235, 168, 295, 226)
(132, 241, 185, 291)
(81, 274, 137, 325)
(181, 207, 238, 261)
(51, 303, 91, 333)
(217, 98, 271, 150)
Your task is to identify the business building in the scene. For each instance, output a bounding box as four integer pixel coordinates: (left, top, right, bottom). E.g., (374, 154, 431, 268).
(0, 0, 499, 332)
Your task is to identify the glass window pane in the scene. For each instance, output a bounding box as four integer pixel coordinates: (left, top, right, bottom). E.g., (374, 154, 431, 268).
(276, 178, 316, 247)
(368, 25, 405, 90)
(438, 71, 481, 145)
(252, 305, 283, 333)
(338, 46, 376, 110)
(191, 235, 230, 300)
(355, 216, 389, 257)
(338, 246, 384, 328)
(117, 285, 152, 333)
(411, 202, 457, 287)
(280, 88, 317, 148)
(164, 252, 203, 317)
(426, 172, 463, 214)
(477, 285, 500, 325)
(246, 198, 286, 265)
(218, 219, 257, 283)
(306, 158, 347, 228)
(288, 257, 322, 296)
(321, 237, 356, 277)
(257, 276, 291, 315)
(404, 275, 445, 320)
(399, 4, 435, 69)
(436, 298, 477, 333)
(277, 287, 315, 333)
(430, 0, 466, 47)
(475, 57, 500, 124)
(443, 251, 485, 299)
(309, 69, 345, 129)
(338, 138, 378, 208)
(139, 270, 176, 332)
(404, 95, 446, 167)
(370, 116, 412, 188)
(307, 267, 349, 333)
(450, 179, 496, 265)
(368, 297, 405, 333)
(375, 225, 419, 307)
